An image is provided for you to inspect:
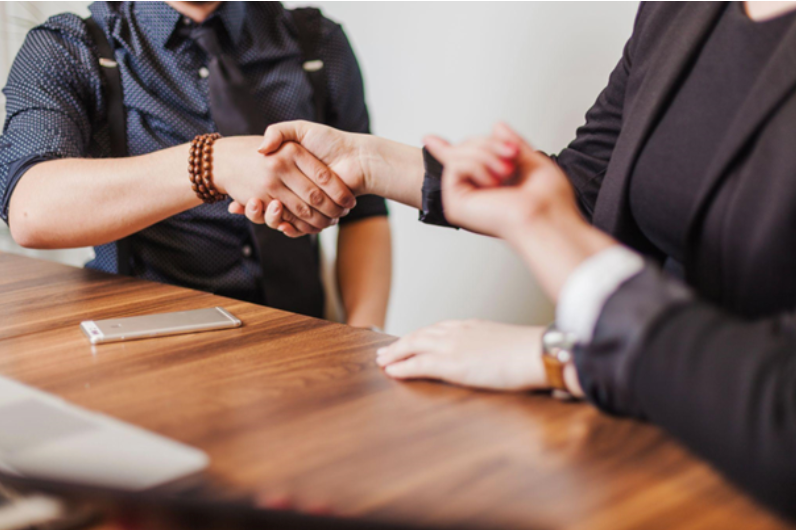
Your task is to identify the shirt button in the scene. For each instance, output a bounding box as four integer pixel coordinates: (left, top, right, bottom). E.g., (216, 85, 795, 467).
(183, 17, 192, 26)
(198, 67, 210, 79)
(242, 245, 252, 258)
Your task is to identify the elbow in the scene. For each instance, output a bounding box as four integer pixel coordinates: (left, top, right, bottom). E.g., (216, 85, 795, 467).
(9, 219, 42, 249)
(8, 206, 48, 249)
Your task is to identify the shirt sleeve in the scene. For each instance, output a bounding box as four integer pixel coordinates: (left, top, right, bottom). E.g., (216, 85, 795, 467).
(556, 245, 645, 342)
(0, 13, 99, 223)
(319, 19, 387, 224)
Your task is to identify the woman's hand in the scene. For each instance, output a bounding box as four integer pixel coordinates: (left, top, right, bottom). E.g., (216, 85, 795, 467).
(228, 121, 370, 237)
(230, 121, 427, 238)
(214, 135, 355, 234)
(426, 123, 582, 241)
(429, 123, 616, 303)
(376, 320, 548, 391)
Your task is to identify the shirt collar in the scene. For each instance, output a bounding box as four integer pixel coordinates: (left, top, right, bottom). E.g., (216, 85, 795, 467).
(213, 2, 247, 47)
(133, 1, 248, 49)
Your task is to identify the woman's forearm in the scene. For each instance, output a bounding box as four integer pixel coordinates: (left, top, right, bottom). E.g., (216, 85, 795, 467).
(357, 134, 425, 210)
(505, 213, 615, 399)
(505, 213, 615, 305)
(336, 216, 392, 329)
(9, 143, 199, 248)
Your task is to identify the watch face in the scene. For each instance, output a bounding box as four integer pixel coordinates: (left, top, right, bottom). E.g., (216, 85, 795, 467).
(542, 326, 578, 357)
(555, 349, 572, 364)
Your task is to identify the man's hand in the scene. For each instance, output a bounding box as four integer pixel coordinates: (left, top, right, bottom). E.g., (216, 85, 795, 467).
(426, 123, 581, 241)
(376, 320, 549, 391)
(214, 135, 356, 234)
(228, 121, 370, 237)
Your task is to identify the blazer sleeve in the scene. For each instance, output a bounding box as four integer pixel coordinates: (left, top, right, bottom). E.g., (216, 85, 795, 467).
(576, 265, 796, 519)
(551, 3, 647, 221)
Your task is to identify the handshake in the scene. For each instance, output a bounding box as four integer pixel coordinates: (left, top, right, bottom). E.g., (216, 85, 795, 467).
(215, 120, 579, 242)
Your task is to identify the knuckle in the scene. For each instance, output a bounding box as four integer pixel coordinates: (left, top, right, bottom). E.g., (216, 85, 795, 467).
(308, 188, 325, 207)
(334, 190, 354, 207)
(294, 202, 312, 220)
(282, 141, 298, 154)
(315, 168, 333, 186)
(263, 179, 280, 195)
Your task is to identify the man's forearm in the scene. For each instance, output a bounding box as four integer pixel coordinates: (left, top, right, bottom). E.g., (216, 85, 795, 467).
(9, 135, 352, 249)
(9, 143, 199, 248)
(336, 216, 392, 329)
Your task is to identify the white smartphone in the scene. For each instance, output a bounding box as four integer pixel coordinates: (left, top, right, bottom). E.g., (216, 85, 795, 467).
(80, 307, 241, 344)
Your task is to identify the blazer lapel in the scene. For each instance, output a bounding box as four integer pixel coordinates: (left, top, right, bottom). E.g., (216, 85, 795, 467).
(683, 17, 796, 267)
(592, 2, 727, 239)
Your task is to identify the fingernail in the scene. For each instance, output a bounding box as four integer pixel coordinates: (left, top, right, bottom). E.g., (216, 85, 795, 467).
(342, 208, 351, 217)
(273, 203, 281, 213)
(503, 142, 519, 157)
(278, 226, 285, 233)
(331, 218, 339, 226)
(376, 347, 387, 355)
(346, 198, 357, 209)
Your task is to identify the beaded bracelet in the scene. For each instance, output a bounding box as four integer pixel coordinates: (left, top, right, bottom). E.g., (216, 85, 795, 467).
(188, 133, 226, 204)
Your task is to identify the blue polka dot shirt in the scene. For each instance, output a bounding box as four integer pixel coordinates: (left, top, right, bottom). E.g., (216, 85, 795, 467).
(0, 1, 386, 302)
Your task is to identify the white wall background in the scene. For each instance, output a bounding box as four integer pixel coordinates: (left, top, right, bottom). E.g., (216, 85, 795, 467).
(0, 2, 639, 335)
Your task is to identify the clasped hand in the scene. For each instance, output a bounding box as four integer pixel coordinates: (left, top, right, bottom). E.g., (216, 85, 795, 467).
(223, 122, 368, 237)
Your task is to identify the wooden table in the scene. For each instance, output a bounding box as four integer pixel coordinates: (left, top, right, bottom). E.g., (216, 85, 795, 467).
(0, 251, 790, 530)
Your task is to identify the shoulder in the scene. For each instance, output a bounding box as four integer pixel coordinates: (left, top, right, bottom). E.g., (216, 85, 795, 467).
(23, 13, 94, 56)
(282, 6, 354, 52)
(9, 12, 100, 84)
(633, 2, 709, 37)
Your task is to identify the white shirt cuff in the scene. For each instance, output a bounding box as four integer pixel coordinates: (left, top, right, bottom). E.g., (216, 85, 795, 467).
(556, 245, 645, 343)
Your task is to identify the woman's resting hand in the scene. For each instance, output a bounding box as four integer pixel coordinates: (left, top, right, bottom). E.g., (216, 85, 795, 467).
(376, 320, 548, 391)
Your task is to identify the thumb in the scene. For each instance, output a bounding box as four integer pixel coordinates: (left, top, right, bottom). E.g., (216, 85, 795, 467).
(258, 120, 310, 154)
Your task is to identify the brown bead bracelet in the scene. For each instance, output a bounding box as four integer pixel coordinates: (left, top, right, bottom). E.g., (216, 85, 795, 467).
(188, 133, 226, 204)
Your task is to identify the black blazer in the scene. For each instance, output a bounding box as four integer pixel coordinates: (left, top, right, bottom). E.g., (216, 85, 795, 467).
(556, 2, 796, 518)
(417, 1, 796, 519)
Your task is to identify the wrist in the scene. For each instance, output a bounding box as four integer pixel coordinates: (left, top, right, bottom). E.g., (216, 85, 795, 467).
(209, 136, 259, 196)
(357, 135, 424, 207)
(208, 136, 232, 195)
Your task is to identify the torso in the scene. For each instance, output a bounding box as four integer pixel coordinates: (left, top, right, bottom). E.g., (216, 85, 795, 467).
(86, 1, 317, 301)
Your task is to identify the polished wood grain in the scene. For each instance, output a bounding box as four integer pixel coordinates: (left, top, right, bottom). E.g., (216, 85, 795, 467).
(0, 251, 791, 530)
